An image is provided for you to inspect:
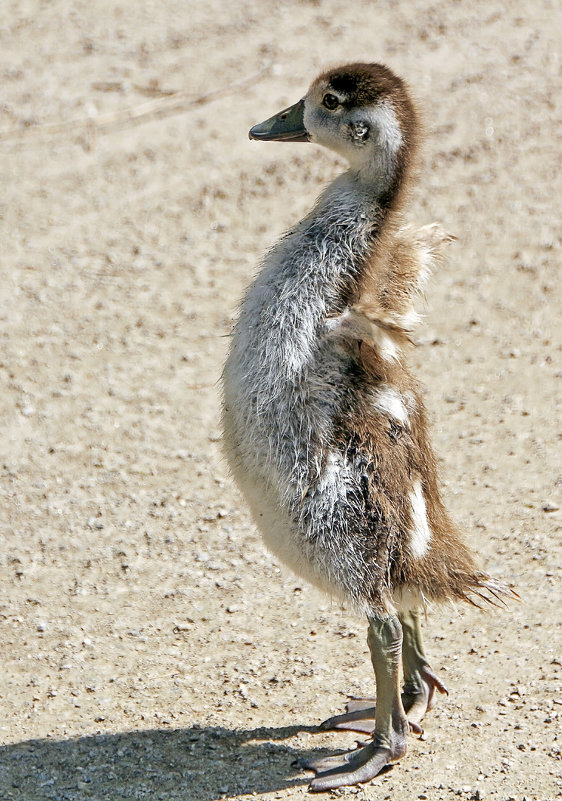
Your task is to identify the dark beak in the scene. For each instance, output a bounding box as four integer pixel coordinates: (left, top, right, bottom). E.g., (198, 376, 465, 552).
(249, 98, 309, 142)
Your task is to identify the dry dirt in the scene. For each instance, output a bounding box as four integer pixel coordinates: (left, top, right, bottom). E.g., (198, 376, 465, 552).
(0, 1, 560, 800)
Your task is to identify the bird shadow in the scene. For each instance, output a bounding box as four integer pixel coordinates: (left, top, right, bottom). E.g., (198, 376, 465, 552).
(0, 722, 363, 800)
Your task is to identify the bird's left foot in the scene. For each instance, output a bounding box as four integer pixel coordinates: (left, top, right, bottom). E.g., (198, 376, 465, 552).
(300, 734, 406, 792)
(320, 665, 447, 736)
(402, 664, 448, 728)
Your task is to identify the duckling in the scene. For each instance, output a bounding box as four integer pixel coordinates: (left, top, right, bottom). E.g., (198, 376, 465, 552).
(222, 62, 515, 792)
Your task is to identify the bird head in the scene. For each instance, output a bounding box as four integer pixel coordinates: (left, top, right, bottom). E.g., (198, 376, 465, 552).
(249, 63, 417, 191)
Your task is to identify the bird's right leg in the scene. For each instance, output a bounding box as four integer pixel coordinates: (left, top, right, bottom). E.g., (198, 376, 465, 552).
(320, 608, 447, 735)
(304, 613, 409, 792)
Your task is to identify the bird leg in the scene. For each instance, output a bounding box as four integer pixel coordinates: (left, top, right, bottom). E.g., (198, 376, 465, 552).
(400, 608, 448, 727)
(304, 613, 408, 792)
(319, 609, 447, 735)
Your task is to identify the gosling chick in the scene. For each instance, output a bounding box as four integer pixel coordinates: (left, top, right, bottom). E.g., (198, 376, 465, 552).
(222, 62, 514, 792)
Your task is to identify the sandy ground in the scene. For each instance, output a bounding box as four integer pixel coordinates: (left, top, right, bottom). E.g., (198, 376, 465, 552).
(0, 1, 560, 800)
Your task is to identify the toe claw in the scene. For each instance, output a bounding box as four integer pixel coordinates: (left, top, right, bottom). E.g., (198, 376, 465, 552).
(408, 720, 423, 735)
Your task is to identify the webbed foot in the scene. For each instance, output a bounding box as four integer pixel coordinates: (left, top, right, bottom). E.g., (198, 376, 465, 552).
(302, 613, 409, 791)
(321, 664, 447, 735)
(402, 664, 448, 727)
(320, 609, 447, 736)
(304, 738, 404, 792)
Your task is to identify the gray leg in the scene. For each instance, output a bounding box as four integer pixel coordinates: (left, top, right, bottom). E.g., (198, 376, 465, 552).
(319, 608, 447, 735)
(400, 609, 448, 726)
(304, 613, 409, 792)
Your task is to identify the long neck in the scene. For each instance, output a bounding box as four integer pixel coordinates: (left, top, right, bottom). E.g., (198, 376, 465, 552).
(350, 100, 417, 213)
(271, 172, 390, 310)
(234, 173, 396, 384)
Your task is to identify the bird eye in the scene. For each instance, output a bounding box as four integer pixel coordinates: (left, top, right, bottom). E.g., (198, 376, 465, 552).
(322, 93, 339, 110)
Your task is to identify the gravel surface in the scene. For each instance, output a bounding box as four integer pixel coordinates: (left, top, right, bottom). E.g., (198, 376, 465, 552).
(0, 2, 560, 799)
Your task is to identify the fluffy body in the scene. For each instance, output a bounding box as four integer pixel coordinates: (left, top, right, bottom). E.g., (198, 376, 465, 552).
(222, 63, 509, 618)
